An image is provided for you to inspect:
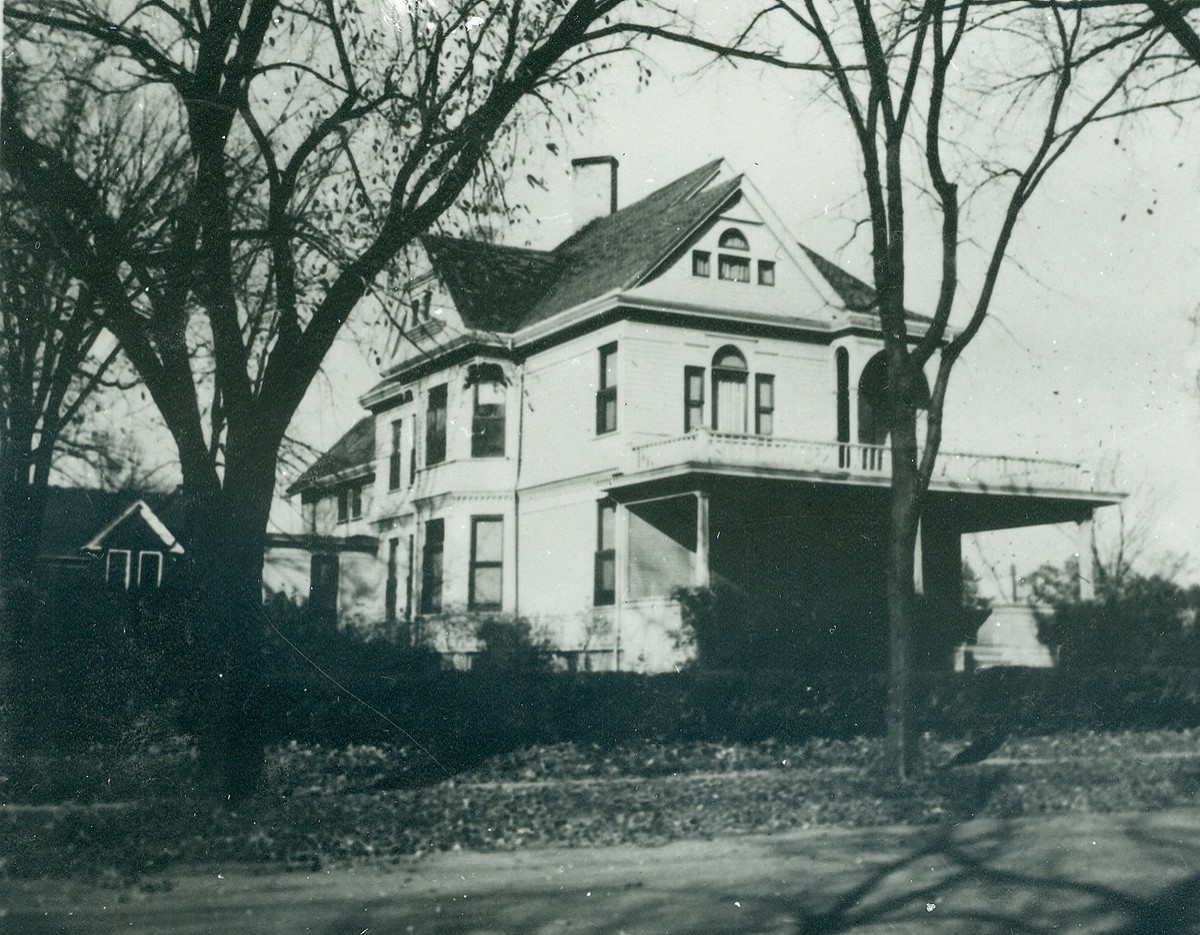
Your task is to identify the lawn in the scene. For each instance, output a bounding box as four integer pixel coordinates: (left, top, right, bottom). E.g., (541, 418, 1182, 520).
(3, 728, 1199, 882)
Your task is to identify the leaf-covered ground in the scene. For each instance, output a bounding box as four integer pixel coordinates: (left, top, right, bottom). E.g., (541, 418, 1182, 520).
(3, 729, 1199, 881)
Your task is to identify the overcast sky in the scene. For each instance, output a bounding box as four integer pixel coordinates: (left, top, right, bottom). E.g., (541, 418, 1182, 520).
(289, 12, 1200, 590)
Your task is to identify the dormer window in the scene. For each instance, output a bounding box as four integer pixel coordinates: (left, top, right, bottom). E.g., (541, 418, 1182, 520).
(758, 260, 775, 286)
(692, 250, 711, 277)
(719, 228, 749, 251)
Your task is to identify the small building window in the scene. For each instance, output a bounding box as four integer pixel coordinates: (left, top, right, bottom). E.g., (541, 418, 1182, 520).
(755, 374, 775, 436)
(426, 383, 447, 466)
(719, 228, 749, 251)
(684, 366, 705, 432)
(106, 549, 131, 590)
(594, 501, 616, 606)
(596, 343, 618, 435)
(471, 381, 506, 457)
(137, 550, 163, 589)
(336, 488, 349, 524)
(757, 260, 775, 286)
(421, 518, 444, 614)
(692, 250, 711, 277)
(389, 419, 402, 490)
(718, 255, 750, 283)
(310, 553, 339, 622)
(350, 484, 363, 521)
(469, 516, 504, 610)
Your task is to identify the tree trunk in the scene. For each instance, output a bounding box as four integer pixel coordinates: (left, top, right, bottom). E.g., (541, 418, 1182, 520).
(181, 443, 278, 804)
(885, 353, 923, 781)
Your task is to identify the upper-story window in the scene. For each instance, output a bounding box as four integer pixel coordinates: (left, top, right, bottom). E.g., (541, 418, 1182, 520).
(471, 372, 506, 458)
(596, 343, 618, 435)
(718, 254, 751, 283)
(757, 260, 775, 286)
(755, 374, 775, 435)
(719, 228, 749, 251)
(684, 366, 705, 432)
(336, 484, 364, 524)
(692, 250, 711, 277)
(711, 346, 748, 433)
(426, 383, 448, 465)
(389, 419, 403, 490)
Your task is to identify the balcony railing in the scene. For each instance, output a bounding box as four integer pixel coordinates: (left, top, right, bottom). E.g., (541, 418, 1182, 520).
(629, 430, 1096, 495)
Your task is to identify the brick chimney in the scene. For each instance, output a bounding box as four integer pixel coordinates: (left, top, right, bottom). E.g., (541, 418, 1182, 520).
(571, 156, 619, 231)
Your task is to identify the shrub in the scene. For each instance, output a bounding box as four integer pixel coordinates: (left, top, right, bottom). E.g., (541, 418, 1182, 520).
(1036, 574, 1200, 669)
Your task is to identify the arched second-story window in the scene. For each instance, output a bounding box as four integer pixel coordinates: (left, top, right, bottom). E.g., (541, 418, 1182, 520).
(856, 351, 930, 468)
(711, 346, 749, 433)
(718, 228, 749, 251)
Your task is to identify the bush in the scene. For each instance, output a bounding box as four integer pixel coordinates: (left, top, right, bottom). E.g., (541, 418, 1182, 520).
(1036, 574, 1200, 669)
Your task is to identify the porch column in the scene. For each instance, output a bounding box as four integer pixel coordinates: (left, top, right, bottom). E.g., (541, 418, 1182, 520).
(614, 502, 629, 672)
(694, 489, 711, 588)
(1077, 512, 1095, 601)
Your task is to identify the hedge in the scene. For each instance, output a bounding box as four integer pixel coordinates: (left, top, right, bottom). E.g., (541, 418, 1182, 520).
(256, 665, 1200, 759)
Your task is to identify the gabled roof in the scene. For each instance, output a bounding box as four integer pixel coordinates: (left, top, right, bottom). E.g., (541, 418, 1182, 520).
(524, 160, 739, 325)
(82, 499, 185, 555)
(413, 159, 933, 335)
(415, 159, 739, 334)
(288, 415, 375, 495)
(38, 487, 181, 559)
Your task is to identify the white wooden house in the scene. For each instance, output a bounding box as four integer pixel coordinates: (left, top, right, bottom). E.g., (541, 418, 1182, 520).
(288, 158, 1118, 671)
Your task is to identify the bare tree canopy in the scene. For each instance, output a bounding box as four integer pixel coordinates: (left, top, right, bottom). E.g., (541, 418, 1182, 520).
(658, 0, 1200, 777)
(1, 0, 681, 799)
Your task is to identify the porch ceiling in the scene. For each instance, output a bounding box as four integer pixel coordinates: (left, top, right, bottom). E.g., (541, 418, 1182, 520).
(603, 471, 1116, 534)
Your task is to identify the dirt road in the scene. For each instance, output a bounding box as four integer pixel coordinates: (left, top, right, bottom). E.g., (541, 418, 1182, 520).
(5, 807, 1200, 934)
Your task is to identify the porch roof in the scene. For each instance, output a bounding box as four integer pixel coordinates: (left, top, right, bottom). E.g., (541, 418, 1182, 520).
(602, 432, 1120, 533)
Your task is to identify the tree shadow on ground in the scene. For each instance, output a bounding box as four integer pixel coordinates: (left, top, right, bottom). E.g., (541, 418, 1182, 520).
(305, 809, 1200, 935)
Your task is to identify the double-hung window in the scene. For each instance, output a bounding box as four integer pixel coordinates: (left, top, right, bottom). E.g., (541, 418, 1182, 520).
(389, 420, 403, 490)
(596, 343, 618, 435)
(421, 519, 444, 614)
(138, 550, 163, 589)
(755, 375, 775, 436)
(684, 366, 705, 432)
(718, 254, 751, 282)
(594, 501, 616, 606)
(471, 381, 506, 457)
(469, 516, 503, 610)
(426, 384, 447, 465)
(106, 549, 131, 590)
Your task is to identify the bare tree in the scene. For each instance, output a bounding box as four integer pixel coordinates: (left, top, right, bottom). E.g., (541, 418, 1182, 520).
(659, 1, 1199, 778)
(1, 0, 689, 799)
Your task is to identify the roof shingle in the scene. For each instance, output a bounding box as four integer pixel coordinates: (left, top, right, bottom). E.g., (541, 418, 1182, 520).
(288, 416, 375, 494)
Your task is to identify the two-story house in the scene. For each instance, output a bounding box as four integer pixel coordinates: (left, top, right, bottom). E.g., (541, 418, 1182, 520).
(289, 157, 1119, 671)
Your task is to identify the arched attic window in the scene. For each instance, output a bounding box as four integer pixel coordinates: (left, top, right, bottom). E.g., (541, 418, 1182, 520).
(719, 228, 749, 251)
(711, 346, 749, 433)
